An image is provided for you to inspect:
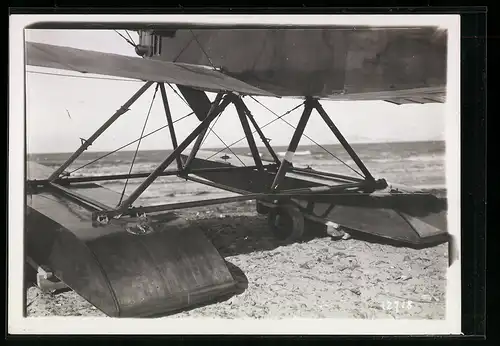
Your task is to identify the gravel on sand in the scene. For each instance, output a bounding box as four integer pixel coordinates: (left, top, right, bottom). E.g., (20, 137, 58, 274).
(26, 201, 448, 320)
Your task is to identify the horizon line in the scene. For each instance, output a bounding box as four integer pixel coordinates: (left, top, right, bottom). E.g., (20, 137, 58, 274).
(27, 139, 445, 155)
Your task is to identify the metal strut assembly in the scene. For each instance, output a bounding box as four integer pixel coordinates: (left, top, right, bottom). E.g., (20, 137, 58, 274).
(83, 94, 385, 222)
(45, 90, 384, 223)
(39, 90, 384, 226)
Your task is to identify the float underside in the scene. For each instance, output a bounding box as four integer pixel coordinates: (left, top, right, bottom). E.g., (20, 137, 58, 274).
(26, 162, 237, 317)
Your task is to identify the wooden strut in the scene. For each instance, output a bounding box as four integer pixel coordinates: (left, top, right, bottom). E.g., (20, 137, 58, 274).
(159, 83, 183, 170)
(291, 167, 364, 184)
(312, 99, 374, 181)
(236, 98, 281, 165)
(48, 182, 110, 211)
(36, 164, 278, 185)
(270, 97, 314, 192)
(96, 180, 371, 220)
(233, 95, 264, 170)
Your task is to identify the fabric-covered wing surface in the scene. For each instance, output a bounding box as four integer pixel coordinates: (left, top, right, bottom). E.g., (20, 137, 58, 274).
(324, 86, 446, 104)
(145, 28, 447, 104)
(25, 42, 275, 97)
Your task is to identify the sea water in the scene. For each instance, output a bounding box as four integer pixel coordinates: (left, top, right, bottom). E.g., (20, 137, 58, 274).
(27, 140, 446, 206)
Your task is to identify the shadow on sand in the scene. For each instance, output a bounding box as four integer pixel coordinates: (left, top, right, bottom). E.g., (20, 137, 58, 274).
(192, 214, 328, 258)
(191, 213, 447, 258)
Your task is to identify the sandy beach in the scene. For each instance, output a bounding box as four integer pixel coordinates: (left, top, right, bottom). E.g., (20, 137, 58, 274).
(26, 200, 448, 320)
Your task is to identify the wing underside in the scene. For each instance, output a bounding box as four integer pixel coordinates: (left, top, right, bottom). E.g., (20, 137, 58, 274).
(25, 41, 445, 104)
(324, 87, 446, 104)
(25, 41, 276, 97)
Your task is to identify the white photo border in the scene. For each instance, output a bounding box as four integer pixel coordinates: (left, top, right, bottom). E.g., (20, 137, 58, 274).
(9, 13, 461, 335)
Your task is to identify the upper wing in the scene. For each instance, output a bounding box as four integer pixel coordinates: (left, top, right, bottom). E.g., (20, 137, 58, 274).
(137, 28, 447, 105)
(324, 86, 446, 105)
(25, 41, 276, 97)
(25, 41, 446, 105)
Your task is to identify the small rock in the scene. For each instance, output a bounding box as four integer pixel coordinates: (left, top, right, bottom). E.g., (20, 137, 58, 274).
(421, 294, 433, 302)
(403, 255, 411, 262)
(326, 223, 343, 238)
(350, 288, 361, 296)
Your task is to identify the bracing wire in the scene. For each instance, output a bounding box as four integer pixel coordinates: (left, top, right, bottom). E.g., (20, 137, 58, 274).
(114, 30, 137, 48)
(67, 110, 195, 175)
(209, 130, 247, 167)
(189, 29, 216, 70)
(173, 36, 196, 62)
(200, 113, 221, 147)
(124, 30, 136, 46)
(167, 84, 189, 105)
(205, 102, 305, 161)
(117, 85, 159, 206)
(249, 96, 365, 179)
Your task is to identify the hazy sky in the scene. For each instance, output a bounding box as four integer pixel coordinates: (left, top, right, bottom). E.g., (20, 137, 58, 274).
(25, 29, 446, 154)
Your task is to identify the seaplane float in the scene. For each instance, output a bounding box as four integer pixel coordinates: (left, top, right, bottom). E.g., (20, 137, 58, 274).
(24, 25, 453, 318)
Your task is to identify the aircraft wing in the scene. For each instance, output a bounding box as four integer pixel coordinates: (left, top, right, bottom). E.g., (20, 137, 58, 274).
(137, 28, 447, 105)
(324, 86, 446, 105)
(25, 41, 276, 97)
(25, 41, 446, 105)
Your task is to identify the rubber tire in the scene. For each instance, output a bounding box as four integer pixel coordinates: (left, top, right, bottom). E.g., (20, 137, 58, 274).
(267, 204, 305, 241)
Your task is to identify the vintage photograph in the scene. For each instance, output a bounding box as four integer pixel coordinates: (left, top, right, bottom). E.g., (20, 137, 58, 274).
(10, 14, 461, 334)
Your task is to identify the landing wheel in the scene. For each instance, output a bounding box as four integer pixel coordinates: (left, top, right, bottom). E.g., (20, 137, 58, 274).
(267, 203, 305, 241)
